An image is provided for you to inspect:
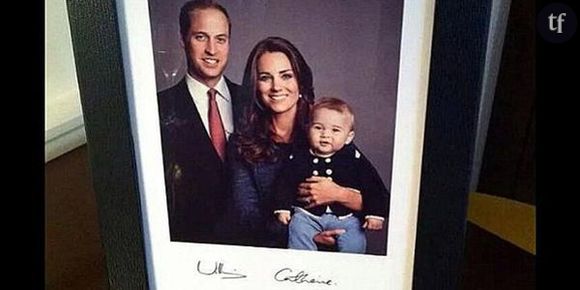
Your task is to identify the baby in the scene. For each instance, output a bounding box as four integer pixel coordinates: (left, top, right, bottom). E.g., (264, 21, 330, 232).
(274, 97, 390, 253)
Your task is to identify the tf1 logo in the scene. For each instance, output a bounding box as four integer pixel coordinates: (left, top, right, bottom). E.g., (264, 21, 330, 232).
(537, 3, 577, 43)
(548, 12, 567, 34)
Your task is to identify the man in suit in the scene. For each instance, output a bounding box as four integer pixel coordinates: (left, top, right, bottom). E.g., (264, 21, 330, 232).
(157, 0, 249, 243)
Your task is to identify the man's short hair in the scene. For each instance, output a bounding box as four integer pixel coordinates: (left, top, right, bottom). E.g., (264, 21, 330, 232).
(179, 0, 232, 41)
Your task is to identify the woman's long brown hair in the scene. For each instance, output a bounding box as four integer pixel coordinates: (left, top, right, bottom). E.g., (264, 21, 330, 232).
(233, 37, 315, 164)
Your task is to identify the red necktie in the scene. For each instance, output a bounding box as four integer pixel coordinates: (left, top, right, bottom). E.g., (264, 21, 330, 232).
(207, 88, 226, 161)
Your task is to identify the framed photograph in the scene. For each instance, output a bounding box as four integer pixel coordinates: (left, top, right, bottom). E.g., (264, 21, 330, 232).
(68, 0, 453, 289)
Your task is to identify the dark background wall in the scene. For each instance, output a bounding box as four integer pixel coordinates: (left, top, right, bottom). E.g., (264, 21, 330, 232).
(148, 0, 403, 255)
(149, 0, 403, 191)
(477, 0, 535, 205)
(459, 0, 536, 288)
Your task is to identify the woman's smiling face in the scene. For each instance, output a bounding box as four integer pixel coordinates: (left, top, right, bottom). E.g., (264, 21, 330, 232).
(256, 52, 300, 117)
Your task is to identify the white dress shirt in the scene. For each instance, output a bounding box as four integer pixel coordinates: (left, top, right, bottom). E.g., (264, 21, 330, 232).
(185, 73, 234, 140)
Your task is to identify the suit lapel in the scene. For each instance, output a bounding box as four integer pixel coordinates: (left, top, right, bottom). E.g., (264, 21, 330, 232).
(173, 79, 224, 168)
(172, 78, 246, 168)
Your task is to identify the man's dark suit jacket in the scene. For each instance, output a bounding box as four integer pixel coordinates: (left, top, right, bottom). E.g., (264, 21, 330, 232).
(157, 77, 248, 243)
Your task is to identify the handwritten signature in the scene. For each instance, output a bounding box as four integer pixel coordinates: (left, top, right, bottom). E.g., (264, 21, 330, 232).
(196, 260, 247, 279)
(274, 268, 334, 286)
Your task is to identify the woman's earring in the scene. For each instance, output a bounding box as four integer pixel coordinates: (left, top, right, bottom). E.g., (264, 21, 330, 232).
(299, 94, 303, 98)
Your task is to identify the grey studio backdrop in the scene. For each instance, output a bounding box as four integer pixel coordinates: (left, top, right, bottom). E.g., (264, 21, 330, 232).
(148, 0, 403, 255)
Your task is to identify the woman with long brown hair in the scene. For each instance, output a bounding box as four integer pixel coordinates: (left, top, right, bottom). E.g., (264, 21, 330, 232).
(228, 37, 363, 248)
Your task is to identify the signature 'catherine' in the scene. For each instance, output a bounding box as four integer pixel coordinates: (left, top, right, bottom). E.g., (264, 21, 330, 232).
(274, 268, 334, 285)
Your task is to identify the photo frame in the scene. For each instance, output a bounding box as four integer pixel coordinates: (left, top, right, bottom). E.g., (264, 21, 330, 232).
(66, 0, 491, 289)
(150, 0, 405, 256)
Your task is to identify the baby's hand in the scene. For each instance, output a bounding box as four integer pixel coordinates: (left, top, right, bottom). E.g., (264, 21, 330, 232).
(362, 217, 384, 230)
(276, 212, 291, 225)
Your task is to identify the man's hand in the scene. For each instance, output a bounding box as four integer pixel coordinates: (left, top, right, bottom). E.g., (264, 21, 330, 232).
(313, 229, 346, 246)
(298, 176, 343, 208)
(276, 212, 291, 225)
(362, 218, 384, 230)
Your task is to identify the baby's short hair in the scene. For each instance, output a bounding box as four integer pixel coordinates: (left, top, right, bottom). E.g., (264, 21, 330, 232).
(310, 97, 355, 131)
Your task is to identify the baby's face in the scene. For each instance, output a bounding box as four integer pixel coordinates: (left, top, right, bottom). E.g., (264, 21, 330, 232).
(308, 108, 354, 157)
